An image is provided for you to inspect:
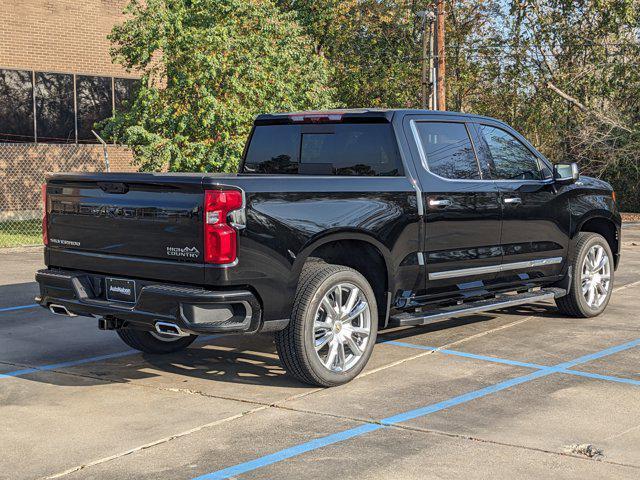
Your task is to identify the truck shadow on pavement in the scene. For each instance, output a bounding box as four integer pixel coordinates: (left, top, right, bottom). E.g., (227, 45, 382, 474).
(0, 281, 39, 309)
(11, 333, 310, 389)
(10, 304, 558, 389)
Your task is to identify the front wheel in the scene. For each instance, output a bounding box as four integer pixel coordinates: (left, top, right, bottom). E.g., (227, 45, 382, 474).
(117, 328, 198, 354)
(556, 232, 614, 317)
(275, 263, 378, 387)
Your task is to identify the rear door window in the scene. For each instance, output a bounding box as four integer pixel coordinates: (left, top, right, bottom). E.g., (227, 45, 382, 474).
(413, 122, 481, 180)
(243, 124, 403, 176)
(477, 125, 543, 180)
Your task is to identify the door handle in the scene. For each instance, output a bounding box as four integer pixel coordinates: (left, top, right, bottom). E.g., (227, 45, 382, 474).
(428, 199, 452, 207)
(503, 197, 522, 204)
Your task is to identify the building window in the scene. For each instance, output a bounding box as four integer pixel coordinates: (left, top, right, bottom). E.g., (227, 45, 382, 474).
(0, 69, 35, 143)
(77, 75, 113, 143)
(114, 77, 140, 112)
(0, 69, 140, 144)
(35, 72, 76, 143)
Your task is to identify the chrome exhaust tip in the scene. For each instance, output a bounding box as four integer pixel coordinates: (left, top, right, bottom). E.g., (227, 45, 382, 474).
(155, 321, 188, 337)
(49, 304, 77, 317)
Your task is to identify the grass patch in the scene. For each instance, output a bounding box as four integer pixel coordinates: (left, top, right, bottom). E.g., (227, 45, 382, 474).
(0, 219, 41, 248)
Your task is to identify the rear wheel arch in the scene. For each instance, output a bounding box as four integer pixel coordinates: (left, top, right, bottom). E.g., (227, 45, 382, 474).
(293, 233, 392, 328)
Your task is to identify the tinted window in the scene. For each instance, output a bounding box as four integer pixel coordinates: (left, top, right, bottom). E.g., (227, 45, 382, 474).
(243, 125, 300, 174)
(478, 125, 542, 180)
(35, 72, 75, 143)
(243, 124, 403, 176)
(114, 78, 140, 112)
(415, 122, 480, 180)
(0, 69, 34, 142)
(77, 75, 113, 143)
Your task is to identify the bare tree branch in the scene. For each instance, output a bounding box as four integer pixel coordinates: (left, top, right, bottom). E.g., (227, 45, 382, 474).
(546, 81, 634, 133)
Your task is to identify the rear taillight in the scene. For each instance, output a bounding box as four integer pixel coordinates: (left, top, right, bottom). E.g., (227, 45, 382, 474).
(203, 189, 244, 264)
(41, 183, 48, 246)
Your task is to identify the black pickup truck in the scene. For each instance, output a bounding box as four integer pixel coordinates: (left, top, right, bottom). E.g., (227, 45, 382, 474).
(36, 109, 621, 386)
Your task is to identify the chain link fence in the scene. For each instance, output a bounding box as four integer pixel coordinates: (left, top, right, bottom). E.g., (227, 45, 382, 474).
(0, 143, 136, 248)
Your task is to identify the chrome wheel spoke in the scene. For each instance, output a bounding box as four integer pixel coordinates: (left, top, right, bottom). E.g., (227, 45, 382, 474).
(345, 334, 363, 356)
(314, 319, 332, 331)
(315, 332, 333, 351)
(594, 255, 609, 273)
(350, 325, 370, 337)
(321, 297, 339, 320)
(336, 342, 346, 370)
(324, 341, 339, 368)
(343, 287, 360, 318)
(587, 284, 596, 305)
(343, 301, 367, 323)
(333, 286, 343, 313)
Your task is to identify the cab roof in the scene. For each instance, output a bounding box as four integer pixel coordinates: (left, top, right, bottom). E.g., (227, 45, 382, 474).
(254, 109, 502, 125)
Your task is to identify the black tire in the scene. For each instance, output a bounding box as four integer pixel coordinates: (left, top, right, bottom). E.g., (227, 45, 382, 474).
(556, 232, 614, 318)
(116, 328, 198, 354)
(275, 263, 378, 387)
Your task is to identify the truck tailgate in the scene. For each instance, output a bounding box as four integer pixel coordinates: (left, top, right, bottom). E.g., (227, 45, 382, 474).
(46, 173, 206, 265)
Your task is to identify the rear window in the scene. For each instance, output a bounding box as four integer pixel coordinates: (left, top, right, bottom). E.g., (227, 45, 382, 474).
(242, 124, 403, 176)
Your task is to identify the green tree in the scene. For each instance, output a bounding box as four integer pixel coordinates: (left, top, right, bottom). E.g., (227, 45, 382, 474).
(102, 0, 334, 172)
(280, 0, 425, 108)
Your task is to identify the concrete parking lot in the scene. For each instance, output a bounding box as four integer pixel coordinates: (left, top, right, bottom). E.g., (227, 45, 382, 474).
(2, 226, 640, 480)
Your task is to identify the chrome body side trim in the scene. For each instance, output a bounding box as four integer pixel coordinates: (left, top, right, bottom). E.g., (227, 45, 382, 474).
(428, 256, 564, 280)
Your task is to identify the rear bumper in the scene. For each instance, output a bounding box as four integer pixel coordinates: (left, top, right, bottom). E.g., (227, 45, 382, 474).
(35, 268, 263, 335)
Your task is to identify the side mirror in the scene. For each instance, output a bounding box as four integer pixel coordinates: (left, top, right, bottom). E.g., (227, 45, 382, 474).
(554, 162, 579, 184)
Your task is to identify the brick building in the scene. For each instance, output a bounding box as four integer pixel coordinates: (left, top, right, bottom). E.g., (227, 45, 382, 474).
(0, 0, 138, 224)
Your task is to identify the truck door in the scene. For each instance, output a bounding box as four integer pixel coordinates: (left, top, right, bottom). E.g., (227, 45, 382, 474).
(471, 121, 570, 283)
(403, 115, 502, 302)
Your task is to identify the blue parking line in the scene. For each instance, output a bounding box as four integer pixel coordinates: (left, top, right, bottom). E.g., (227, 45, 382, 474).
(0, 303, 39, 313)
(194, 338, 640, 479)
(563, 369, 640, 386)
(380, 368, 551, 425)
(384, 340, 547, 369)
(0, 350, 137, 379)
(386, 339, 640, 387)
(554, 339, 640, 369)
(193, 423, 384, 480)
(0, 334, 222, 380)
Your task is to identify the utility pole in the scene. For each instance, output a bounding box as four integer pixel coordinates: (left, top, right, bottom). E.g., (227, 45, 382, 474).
(435, 0, 446, 110)
(417, 10, 436, 109)
(420, 13, 428, 109)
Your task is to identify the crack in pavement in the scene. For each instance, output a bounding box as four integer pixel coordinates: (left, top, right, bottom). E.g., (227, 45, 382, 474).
(42, 405, 271, 479)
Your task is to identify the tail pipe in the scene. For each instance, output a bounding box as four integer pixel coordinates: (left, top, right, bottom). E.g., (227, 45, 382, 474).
(48, 304, 77, 317)
(155, 322, 189, 337)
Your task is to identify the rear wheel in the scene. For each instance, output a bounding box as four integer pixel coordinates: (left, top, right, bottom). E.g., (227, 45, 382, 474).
(275, 263, 378, 387)
(556, 232, 614, 317)
(116, 328, 198, 354)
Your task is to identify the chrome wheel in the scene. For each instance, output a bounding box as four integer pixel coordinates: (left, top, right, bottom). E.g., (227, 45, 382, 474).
(581, 244, 611, 308)
(313, 282, 372, 373)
